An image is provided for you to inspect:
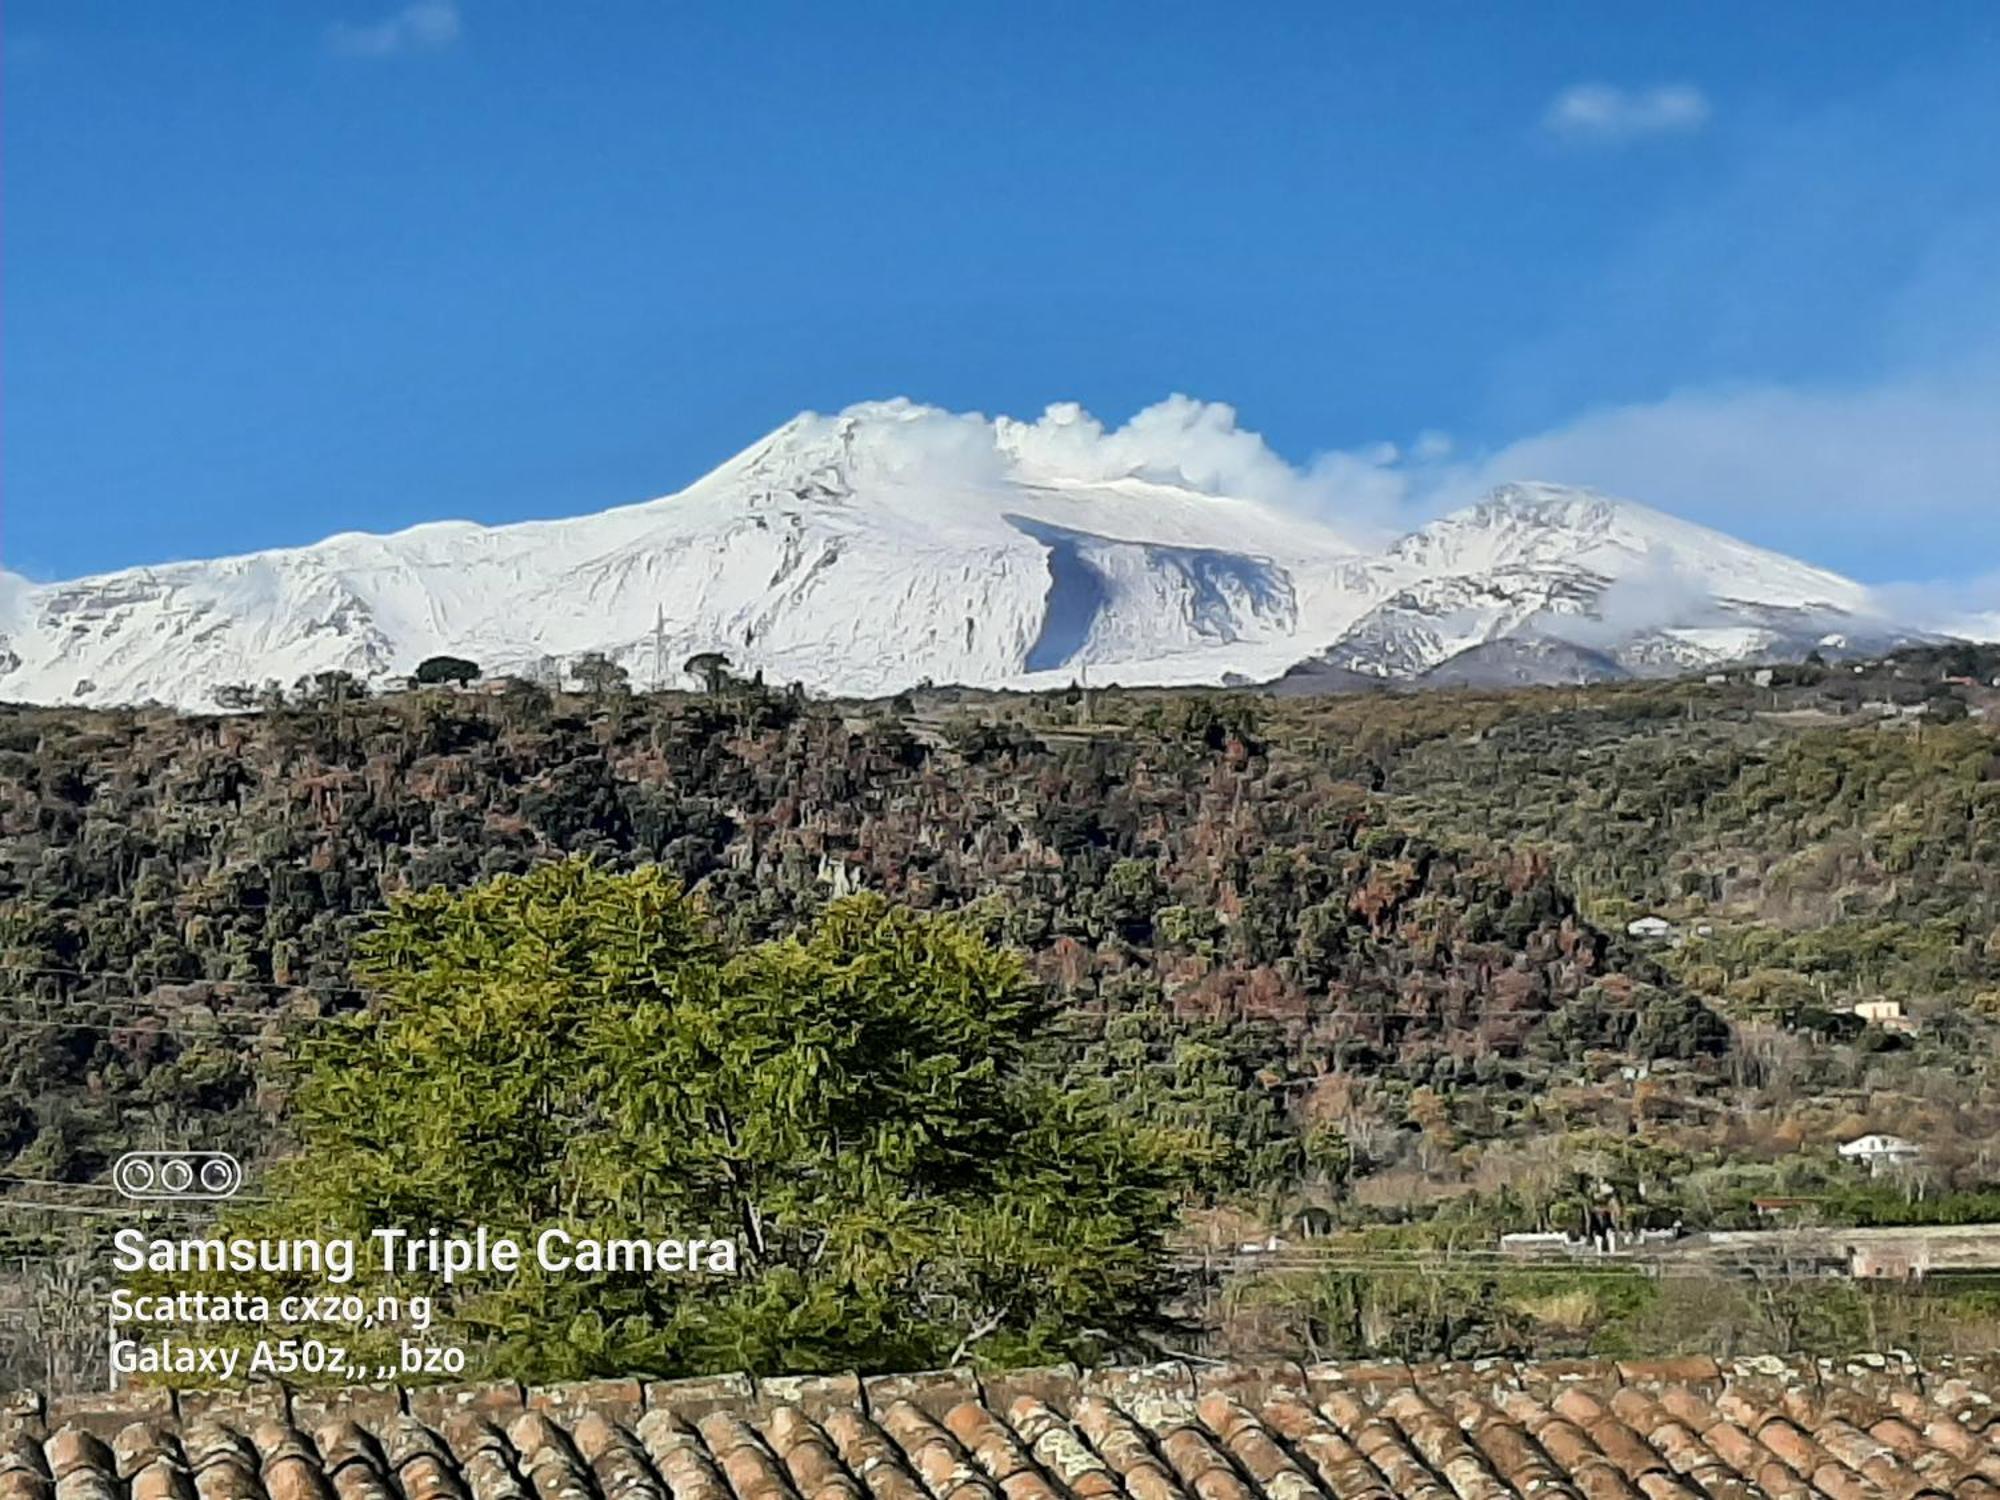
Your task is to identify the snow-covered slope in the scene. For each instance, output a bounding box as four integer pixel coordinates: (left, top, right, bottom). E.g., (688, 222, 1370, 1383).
(1296, 483, 1898, 681)
(0, 403, 1928, 709)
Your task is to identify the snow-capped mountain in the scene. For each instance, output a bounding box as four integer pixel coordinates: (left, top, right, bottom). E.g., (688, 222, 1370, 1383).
(0, 401, 1925, 710)
(1295, 485, 1891, 682)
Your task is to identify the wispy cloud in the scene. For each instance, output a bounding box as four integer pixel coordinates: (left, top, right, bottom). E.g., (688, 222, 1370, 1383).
(1871, 570, 2000, 642)
(1541, 83, 1710, 144)
(761, 398, 1410, 544)
(1430, 361, 2000, 570)
(327, 0, 461, 59)
(1477, 56, 2000, 588)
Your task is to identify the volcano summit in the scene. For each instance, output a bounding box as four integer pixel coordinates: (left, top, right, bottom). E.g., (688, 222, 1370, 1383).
(0, 399, 1929, 708)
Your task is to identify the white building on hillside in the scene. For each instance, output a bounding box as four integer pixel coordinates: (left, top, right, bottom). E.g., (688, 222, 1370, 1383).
(1838, 1133, 1922, 1176)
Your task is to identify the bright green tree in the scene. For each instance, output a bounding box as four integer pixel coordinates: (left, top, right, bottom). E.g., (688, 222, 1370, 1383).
(236, 860, 1180, 1382)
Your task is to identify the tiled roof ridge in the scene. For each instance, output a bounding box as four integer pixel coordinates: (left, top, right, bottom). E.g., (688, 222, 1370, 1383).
(9, 1349, 1997, 1439)
(8, 1352, 2000, 1500)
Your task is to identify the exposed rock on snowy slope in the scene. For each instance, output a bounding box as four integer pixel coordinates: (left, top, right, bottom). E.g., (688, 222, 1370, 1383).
(0, 402, 1932, 709)
(1418, 634, 1632, 689)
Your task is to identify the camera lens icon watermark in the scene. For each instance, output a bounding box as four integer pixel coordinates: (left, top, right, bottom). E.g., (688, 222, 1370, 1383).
(113, 1151, 243, 1201)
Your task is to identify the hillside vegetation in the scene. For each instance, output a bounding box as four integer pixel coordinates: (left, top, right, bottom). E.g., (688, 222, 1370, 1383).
(2, 647, 1997, 1382)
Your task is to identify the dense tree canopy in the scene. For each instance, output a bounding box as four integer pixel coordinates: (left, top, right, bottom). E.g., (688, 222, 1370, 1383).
(237, 860, 1179, 1381)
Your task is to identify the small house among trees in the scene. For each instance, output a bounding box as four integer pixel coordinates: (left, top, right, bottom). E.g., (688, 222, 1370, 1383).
(1839, 1133, 1923, 1177)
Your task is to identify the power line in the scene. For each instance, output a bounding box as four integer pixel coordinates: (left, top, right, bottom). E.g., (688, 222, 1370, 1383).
(1173, 1254, 1898, 1283)
(0, 1002, 300, 1031)
(0, 968, 1688, 1028)
(0, 1173, 273, 1207)
(0, 962, 378, 1000)
(0, 1013, 297, 1043)
(1177, 1251, 1643, 1266)
(0, 971, 1601, 1033)
(0, 965, 1664, 1029)
(1044, 1016, 1553, 1035)
(0, 988, 322, 1020)
(0, 1198, 233, 1219)
(0, 991, 335, 1032)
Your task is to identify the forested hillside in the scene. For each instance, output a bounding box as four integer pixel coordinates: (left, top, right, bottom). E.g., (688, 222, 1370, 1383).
(2, 649, 1998, 1381)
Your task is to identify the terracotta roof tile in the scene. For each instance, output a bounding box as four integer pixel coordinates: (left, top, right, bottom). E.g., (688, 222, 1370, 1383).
(448, 1415, 525, 1500)
(1600, 1390, 1748, 1499)
(290, 1390, 401, 1438)
(942, 1397, 1054, 1500)
(530, 1383, 644, 1430)
(1256, 1393, 1392, 1500)
(1614, 1360, 1722, 1393)
(7, 1354, 2000, 1499)
(1072, 1394, 1186, 1500)
(1193, 1393, 1314, 1500)
(1155, 1421, 1252, 1500)
(877, 1401, 990, 1500)
(761, 1379, 866, 1424)
(815, 1408, 924, 1500)
(1443, 1391, 1575, 1497)
(179, 1392, 286, 1438)
(46, 1392, 173, 1445)
(1320, 1389, 1455, 1500)
(693, 1413, 792, 1500)
(380, 1431, 452, 1500)
(1001, 1396, 1120, 1500)
(407, 1386, 524, 1435)
(575, 1411, 667, 1500)
(864, 1375, 981, 1424)
(128, 1451, 196, 1500)
(633, 1413, 730, 1500)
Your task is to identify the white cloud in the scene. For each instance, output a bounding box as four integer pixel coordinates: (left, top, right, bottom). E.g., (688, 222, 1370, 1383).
(806, 366, 1998, 595)
(1410, 430, 1454, 463)
(1004, 397, 1306, 501)
(1481, 56, 1998, 592)
(0, 568, 31, 623)
(810, 391, 2000, 637)
(1428, 365, 2000, 568)
(1869, 571, 2000, 642)
(1542, 83, 1710, 143)
(783, 397, 1409, 539)
(1538, 554, 1746, 649)
(327, 0, 461, 58)
(998, 396, 1407, 530)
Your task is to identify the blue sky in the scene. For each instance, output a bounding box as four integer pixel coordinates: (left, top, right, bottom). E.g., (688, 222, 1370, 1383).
(5, 1, 1997, 589)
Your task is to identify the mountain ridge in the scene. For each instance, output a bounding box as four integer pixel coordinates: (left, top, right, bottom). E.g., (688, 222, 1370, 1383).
(0, 400, 1936, 708)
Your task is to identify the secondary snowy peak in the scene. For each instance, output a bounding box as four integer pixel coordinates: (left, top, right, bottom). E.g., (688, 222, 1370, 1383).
(1388, 483, 1867, 611)
(1274, 480, 1896, 682)
(0, 400, 1935, 710)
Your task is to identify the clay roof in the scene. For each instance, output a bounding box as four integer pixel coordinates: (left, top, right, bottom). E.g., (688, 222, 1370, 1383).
(7, 1353, 2000, 1500)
